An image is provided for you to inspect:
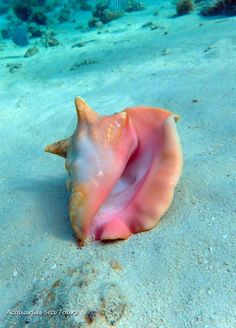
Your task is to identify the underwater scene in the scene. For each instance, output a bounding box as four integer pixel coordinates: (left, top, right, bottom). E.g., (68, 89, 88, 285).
(0, 0, 235, 327)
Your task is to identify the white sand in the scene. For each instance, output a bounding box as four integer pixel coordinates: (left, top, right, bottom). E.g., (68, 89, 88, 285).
(0, 2, 236, 327)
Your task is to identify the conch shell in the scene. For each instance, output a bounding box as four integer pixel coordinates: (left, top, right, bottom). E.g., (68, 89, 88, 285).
(45, 97, 183, 245)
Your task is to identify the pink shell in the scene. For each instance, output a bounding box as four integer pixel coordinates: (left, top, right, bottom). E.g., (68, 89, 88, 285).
(45, 97, 183, 245)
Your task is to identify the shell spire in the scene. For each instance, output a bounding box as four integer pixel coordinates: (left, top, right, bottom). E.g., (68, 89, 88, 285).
(75, 97, 99, 124)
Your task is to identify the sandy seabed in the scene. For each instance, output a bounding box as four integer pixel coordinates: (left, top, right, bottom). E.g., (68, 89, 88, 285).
(0, 1, 236, 327)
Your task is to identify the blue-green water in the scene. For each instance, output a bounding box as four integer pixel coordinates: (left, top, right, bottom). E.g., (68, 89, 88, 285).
(0, 1, 235, 47)
(0, 0, 236, 327)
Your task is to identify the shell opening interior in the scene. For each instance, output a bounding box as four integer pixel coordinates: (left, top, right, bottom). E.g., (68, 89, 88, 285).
(94, 139, 155, 218)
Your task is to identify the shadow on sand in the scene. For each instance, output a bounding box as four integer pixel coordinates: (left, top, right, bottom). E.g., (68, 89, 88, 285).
(18, 175, 74, 242)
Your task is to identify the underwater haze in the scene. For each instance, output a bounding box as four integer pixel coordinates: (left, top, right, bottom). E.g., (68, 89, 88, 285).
(0, 0, 236, 327)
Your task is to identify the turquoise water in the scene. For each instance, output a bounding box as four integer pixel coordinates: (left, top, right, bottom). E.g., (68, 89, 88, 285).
(0, 1, 235, 47)
(1, 0, 236, 327)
